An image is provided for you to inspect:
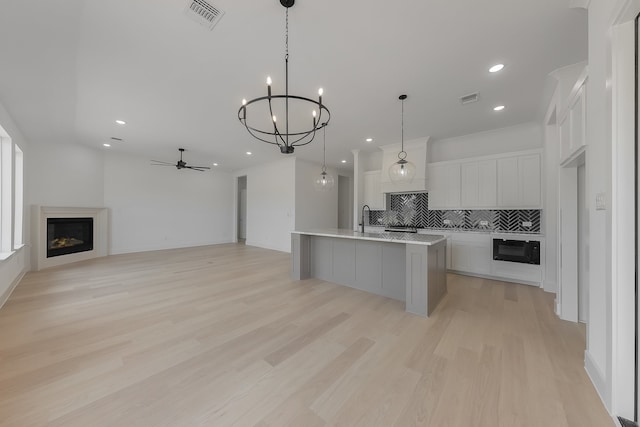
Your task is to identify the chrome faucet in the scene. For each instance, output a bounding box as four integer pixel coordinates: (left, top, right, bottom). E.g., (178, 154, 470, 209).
(361, 205, 370, 233)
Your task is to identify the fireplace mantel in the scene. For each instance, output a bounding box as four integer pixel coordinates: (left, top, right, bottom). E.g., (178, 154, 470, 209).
(31, 206, 109, 271)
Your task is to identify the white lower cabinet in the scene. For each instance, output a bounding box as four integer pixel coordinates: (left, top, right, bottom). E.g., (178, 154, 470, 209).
(428, 231, 544, 286)
(449, 233, 491, 275)
(491, 260, 542, 285)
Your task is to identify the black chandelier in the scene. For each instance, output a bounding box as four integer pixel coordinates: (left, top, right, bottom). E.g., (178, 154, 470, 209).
(237, 0, 330, 154)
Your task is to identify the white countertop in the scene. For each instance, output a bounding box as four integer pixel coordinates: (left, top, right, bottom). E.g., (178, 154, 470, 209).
(292, 228, 447, 246)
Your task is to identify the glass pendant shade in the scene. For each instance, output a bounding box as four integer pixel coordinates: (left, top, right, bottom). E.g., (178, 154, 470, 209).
(314, 170, 335, 191)
(314, 123, 334, 191)
(389, 94, 414, 184)
(389, 158, 416, 183)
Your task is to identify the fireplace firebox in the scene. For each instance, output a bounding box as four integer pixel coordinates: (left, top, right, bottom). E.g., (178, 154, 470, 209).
(47, 217, 94, 258)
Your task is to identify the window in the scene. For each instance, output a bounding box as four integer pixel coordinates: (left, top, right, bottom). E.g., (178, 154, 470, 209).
(0, 131, 11, 253)
(14, 145, 23, 248)
(0, 123, 23, 256)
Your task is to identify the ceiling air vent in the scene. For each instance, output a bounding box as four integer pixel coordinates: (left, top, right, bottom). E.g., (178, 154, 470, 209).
(184, 0, 225, 31)
(459, 92, 479, 105)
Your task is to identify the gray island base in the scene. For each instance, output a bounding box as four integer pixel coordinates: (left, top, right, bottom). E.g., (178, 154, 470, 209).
(291, 229, 447, 317)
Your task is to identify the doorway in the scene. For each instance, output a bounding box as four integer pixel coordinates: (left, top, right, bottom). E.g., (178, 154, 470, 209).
(237, 176, 247, 242)
(338, 175, 353, 230)
(577, 159, 589, 323)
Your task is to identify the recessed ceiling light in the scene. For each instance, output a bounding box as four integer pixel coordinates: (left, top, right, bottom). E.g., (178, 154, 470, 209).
(115, 120, 126, 125)
(365, 138, 373, 142)
(341, 160, 347, 163)
(213, 163, 219, 166)
(489, 64, 504, 73)
(103, 143, 111, 147)
(246, 151, 252, 155)
(493, 105, 505, 111)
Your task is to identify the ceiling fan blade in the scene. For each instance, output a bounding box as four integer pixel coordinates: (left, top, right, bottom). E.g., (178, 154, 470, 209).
(185, 166, 209, 171)
(151, 160, 175, 166)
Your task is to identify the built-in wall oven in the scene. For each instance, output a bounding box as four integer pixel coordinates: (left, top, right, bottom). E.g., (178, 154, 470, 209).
(493, 238, 540, 265)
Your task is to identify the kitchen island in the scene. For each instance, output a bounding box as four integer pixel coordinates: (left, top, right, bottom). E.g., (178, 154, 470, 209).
(291, 229, 447, 317)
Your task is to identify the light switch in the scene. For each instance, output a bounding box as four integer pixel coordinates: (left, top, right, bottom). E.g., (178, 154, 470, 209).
(596, 193, 606, 210)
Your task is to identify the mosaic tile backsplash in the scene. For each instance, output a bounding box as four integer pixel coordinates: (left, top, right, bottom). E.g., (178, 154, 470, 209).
(369, 192, 541, 233)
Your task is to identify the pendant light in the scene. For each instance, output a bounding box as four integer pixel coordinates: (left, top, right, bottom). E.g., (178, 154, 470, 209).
(389, 94, 416, 183)
(314, 123, 334, 191)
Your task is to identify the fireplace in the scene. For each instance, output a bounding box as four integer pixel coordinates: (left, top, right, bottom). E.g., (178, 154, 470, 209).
(33, 206, 108, 270)
(46, 217, 94, 258)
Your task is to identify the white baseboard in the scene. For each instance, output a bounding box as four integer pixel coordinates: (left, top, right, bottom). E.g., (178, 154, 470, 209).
(0, 268, 26, 309)
(245, 240, 290, 253)
(110, 239, 235, 255)
(585, 349, 609, 412)
(447, 270, 541, 287)
(543, 280, 557, 293)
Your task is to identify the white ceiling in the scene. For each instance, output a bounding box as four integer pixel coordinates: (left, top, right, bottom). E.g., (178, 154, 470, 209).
(0, 0, 586, 172)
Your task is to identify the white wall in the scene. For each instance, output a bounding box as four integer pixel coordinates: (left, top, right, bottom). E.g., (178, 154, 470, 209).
(361, 150, 383, 172)
(28, 141, 104, 207)
(294, 159, 338, 231)
(608, 3, 639, 419)
(543, 100, 559, 294)
(104, 152, 234, 254)
(542, 64, 587, 296)
(429, 122, 543, 163)
(584, 0, 616, 410)
(0, 100, 29, 304)
(582, 0, 639, 419)
(238, 157, 296, 253)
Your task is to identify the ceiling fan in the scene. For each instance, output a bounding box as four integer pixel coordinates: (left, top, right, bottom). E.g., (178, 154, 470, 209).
(151, 148, 211, 172)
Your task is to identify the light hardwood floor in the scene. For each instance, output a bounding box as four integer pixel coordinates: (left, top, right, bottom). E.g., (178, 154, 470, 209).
(0, 243, 612, 426)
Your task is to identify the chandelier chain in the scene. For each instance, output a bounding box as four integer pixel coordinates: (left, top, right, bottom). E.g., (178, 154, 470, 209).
(285, 8, 289, 60)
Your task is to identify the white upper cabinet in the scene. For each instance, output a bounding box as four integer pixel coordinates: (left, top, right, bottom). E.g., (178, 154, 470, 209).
(429, 150, 541, 210)
(559, 71, 587, 165)
(362, 170, 385, 210)
(497, 153, 541, 209)
(380, 139, 429, 193)
(461, 159, 497, 208)
(518, 154, 542, 207)
(497, 157, 520, 207)
(428, 163, 461, 209)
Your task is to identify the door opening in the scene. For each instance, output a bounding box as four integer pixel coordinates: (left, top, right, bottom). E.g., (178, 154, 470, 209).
(237, 176, 247, 243)
(578, 159, 589, 323)
(338, 175, 353, 230)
